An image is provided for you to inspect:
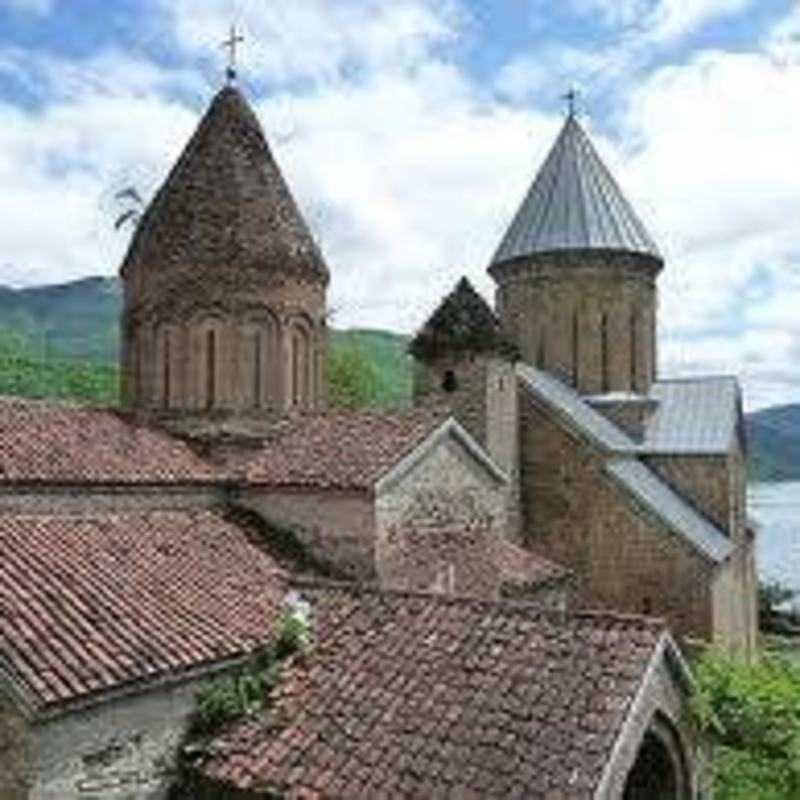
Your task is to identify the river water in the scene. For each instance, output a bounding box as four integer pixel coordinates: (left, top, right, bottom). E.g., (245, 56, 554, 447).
(749, 481, 800, 593)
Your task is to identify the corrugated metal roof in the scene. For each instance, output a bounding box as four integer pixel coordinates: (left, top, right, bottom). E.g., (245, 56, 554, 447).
(643, 377, 740, 454)
(492, 114, 660, 265)
(606, 459, 733, 563)
(517, 364, 636, 451)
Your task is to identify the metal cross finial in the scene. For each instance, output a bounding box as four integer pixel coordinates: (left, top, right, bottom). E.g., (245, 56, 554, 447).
(221, 23, 244, 84)
(562, 86, 579, 117)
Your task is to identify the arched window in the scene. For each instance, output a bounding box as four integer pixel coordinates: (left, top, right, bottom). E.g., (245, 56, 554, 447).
(630, 310, 638, 391)
(442, 370, 458, 393)
(290, 325, 310, 408)
(601, 313, 609, 393)
(162, 329, 171, 410)
(624, 715, 689, 800)
(253, 330, 262, 408)
(206, 329, 216, 410)
(572, 310, 579, 387)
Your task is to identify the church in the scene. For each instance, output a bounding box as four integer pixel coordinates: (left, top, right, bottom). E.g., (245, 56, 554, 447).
(0, 77, 756, 799)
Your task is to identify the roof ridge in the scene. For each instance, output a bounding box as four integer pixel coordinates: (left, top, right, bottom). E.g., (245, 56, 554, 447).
(290, 576, 663, 629)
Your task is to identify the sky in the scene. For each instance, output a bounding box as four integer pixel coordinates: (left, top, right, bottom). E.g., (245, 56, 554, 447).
(0, 0, 799, 410)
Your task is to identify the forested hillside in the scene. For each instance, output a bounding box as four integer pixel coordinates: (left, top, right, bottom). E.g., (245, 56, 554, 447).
(0, 276, 414, 409)
(0, 277, 797, 483)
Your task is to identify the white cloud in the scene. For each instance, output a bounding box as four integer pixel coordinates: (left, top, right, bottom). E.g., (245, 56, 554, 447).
(160, 0, 465, 86)
(766, 2, 800, 64)
(618, 48, 800, 407)
(570, 0, 754, 43)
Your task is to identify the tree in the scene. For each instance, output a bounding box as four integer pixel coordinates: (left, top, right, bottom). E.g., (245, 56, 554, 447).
(328, 344, 380, 409)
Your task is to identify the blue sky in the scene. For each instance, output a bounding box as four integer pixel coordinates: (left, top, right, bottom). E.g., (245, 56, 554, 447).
(0, 0, 799, 409)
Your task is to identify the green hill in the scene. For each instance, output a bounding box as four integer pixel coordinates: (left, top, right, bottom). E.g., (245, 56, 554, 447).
(0, 276, 413, 409)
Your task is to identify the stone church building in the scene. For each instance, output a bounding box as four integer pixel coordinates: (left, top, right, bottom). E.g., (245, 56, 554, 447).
(0, 83, 757, 799)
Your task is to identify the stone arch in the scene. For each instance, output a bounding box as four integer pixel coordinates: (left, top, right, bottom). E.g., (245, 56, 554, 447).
(623, 713, 690, 800)
(285, 313, 315, 410)
(187, 313, 225, 412)
(240, 308, 280, 410)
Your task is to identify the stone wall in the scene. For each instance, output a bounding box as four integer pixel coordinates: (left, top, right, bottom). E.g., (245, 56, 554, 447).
(598, 648, 700, 799)
(644, 454, 730, 533)
(122, 274, 327, 415)
(491, 251, 661, 395)
(238, 488, 376, 580)
(0, 487, 221, 517)
(29, 675, 214, 799)
(375, 435, 508, 597)
(0, 688, 33, 800)
(413, 355, 520, 536)
(520, 398, 715, 643)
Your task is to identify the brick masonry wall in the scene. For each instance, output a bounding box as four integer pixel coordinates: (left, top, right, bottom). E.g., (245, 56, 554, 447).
(123, 274, 327, 414)
(0, 688, 33, 800)
(238, 488, 376, 580)
(520, 398, 715, 643)
(375, 435, 508, 597)
(492, 252, 660, 395)
(644, 454, 730, 533)
(30, 675, 215, 800)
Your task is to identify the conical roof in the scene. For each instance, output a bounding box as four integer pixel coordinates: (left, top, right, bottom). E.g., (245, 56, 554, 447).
(409, 277, 517, 362)
(121, 87, 328, 284)
(491, 114, 660, 266)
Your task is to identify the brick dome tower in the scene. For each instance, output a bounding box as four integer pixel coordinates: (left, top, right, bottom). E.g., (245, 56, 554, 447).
(119, 87, 329, 416)
(489, 112, 663, 397)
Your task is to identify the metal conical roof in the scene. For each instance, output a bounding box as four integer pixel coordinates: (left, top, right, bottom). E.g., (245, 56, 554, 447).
(121, 87, 329, 284)
(491, 114, 660, 266)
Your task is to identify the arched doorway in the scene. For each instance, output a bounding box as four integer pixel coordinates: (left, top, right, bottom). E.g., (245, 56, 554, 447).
(623, 715, 689, 800)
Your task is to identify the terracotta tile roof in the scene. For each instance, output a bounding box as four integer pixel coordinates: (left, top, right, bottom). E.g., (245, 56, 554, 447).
(198, 584, 665, 799)
(0, 398, 217, 484)
(497, 541, 572, 592)
(0, 510, 286, 713)
(245, 409, 448, 491)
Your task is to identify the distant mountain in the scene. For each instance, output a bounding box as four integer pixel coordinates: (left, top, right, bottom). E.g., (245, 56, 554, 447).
(0, 276, 121, 363)
(746, 405, 800, 483)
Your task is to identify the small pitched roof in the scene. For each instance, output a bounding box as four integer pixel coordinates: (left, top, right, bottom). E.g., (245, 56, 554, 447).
(197, 584, 669, 798)
(517, 364, 637, 452)
(0, 398, 217, 485)
(245, 409, 450, 491)
(517, 366, 732, 564)
(491, 114, 660, 266)
(0, 510, 286, 715)
(643, 376, 741, 454)
(121, 87, 328, 284)
(409, 277, 516, 361)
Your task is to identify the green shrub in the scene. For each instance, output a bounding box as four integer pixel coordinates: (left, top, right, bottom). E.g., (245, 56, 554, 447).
(691, 650, 800, 799)
(192, 612, 310, 735)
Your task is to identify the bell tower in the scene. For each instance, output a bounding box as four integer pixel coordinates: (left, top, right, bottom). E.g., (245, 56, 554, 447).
(489, 111, 663, 398)
(119, 86, 329, 417)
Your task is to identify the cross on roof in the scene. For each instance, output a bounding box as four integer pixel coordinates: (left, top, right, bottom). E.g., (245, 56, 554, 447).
(221, 24, 244, 84)
(562, 87, 580, 117)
